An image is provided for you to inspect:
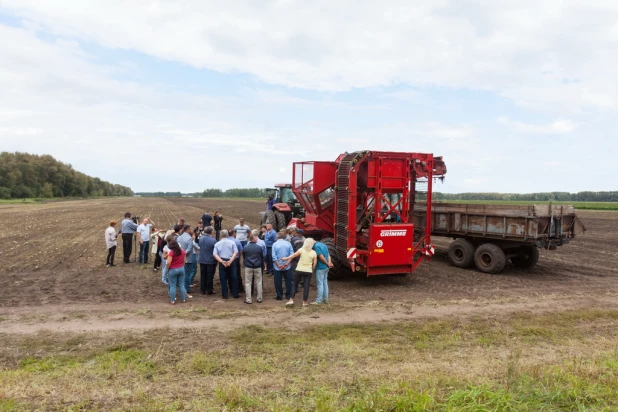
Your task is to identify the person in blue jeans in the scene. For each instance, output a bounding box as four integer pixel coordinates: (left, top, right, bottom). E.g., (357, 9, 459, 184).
(312, 241, 333, 304)
(271, 232, 294, 300)
(177, 225, 197, 296)
(165, 239, 187, 305)
(264, 223, 277, 274)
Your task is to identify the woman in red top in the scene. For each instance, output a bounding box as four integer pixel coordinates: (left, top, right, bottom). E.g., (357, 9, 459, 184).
(166, 239, 187, 304)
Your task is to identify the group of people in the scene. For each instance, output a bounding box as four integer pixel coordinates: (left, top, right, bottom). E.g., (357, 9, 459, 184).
(104, 211, 332, 307)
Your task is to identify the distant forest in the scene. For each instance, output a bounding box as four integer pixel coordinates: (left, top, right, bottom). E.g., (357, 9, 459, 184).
(0, 152, 134, 199)
(433, 191, 618, 202)
(134, 188, 618, 202)
(136, 188, 272, 198)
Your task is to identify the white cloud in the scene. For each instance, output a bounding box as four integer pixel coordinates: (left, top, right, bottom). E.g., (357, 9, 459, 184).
(2, 0, 618, 112)
(497, 116, 577, 134)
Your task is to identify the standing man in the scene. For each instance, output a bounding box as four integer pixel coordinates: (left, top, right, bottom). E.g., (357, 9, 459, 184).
(250, 229, 267, 297)
(271, 232, 294, 301)
(177, 225, 196, 297)
(243, 234, 265, 304)
(201, 211, 213, 228)
(105, 220, 118, 267)
(213, 211, 223, 240)
(312, 240, 334, 304)
(233, 218, 251, 248)
(136, 217, 155, 265)
(264, 223, 277, 274)
(120, 212, 138, 263)
(198, 226, 217, 295)
(229, 230, 244, 294)
(266, 193, 276, 211)
(213, 230, 239, 299)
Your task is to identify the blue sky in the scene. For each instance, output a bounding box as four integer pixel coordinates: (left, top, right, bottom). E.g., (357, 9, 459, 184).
(0, 1, 616, 193)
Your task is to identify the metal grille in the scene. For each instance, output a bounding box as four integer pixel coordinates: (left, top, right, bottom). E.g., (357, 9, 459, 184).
(334, 153, 357, 260)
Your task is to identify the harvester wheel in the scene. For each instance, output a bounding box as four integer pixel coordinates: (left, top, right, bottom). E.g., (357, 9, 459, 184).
(321, 238, 352, 280)
(511, 246, 539, 269)
(274, 210, 286, 231)
(447, 239, 475, 268)
(474, 243, 506, 274)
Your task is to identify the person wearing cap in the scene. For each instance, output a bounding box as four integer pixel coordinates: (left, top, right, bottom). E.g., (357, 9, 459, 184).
(233, 218, 251, 248)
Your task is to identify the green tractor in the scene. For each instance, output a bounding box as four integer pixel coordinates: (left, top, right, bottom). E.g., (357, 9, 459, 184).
(259, 184, 305, 231)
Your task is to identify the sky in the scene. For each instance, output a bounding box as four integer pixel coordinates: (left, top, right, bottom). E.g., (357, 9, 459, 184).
(0, 1, 617, 194)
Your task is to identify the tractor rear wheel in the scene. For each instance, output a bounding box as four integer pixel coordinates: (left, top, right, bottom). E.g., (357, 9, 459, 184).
(265, 210, 278, 228)
(321, 238, 352, 280)
(274, 210, 286, 231)
(474, 243, 506, 274)
(511, 246, 539, 269)
(448, 239, 475, 268)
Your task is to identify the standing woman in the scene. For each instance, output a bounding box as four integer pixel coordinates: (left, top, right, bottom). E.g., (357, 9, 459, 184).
(166, 239, 187, 304)
(281, 238, 317, 307)
(105, 220, 118, 267)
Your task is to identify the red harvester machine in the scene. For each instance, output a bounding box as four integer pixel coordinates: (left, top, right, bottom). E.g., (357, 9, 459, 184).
(287, 150, 447, 277)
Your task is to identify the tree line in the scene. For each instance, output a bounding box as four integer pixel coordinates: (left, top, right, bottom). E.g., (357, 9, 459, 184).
(0, 152, 134, 199)
(433, 191, 618, 202)
(136, 189, 617, 202)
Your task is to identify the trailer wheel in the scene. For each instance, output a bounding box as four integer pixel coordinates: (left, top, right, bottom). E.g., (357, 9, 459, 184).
(321, 238, 352, 280)
(448, 239, 475, 268)
(474, 243, 506, 274)
(511, 246, 539, 269)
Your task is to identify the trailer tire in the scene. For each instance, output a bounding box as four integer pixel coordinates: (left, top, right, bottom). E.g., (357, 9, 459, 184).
(511, 246, 539, 269)
(474, 243, 506, 274)
(448, 239, 475, 268)
(321, 238, 352, 280)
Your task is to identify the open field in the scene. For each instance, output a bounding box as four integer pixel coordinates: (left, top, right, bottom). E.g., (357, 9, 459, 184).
(442, 199, 618, 210)
(1, 197, 618, 410)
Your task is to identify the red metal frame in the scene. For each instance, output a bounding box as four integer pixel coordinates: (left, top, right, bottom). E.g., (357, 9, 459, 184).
(291, 151, 446, 277)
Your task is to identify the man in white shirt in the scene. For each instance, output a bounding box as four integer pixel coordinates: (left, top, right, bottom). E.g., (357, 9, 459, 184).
(137, 217, 156, 265)
(233, 218, 251, 248)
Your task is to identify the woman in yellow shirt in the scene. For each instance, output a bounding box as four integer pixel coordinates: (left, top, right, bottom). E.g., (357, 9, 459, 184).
(282, 238, 317, 307)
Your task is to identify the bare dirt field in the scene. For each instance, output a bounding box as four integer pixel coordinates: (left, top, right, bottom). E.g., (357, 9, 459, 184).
(2, 197, 618, 410)
(0, 196, 616, 312)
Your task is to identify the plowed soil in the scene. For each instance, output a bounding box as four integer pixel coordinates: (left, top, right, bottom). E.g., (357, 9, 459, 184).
(0, 197, 616, 332)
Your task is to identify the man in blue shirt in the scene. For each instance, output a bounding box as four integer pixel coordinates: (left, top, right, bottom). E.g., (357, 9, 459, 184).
(213, 230, 239, 299)
(120, 212, 138, 263)
(312, 241, 333, 304)
(271, 232, 294, 300)
(264, 223, 277, 274)
(266, 193, 276, 211)
(198, 226, 218, 295)
(177, 225, 196, 296)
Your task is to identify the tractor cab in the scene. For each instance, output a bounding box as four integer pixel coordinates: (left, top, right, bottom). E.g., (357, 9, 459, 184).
(260, 184, 306, 231)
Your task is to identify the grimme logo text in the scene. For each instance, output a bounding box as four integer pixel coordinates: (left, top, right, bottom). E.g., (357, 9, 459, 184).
(380, 230, 407, 237)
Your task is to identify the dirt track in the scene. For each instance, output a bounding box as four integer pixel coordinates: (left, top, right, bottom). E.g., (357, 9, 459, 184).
(0, 197, 617, 331)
